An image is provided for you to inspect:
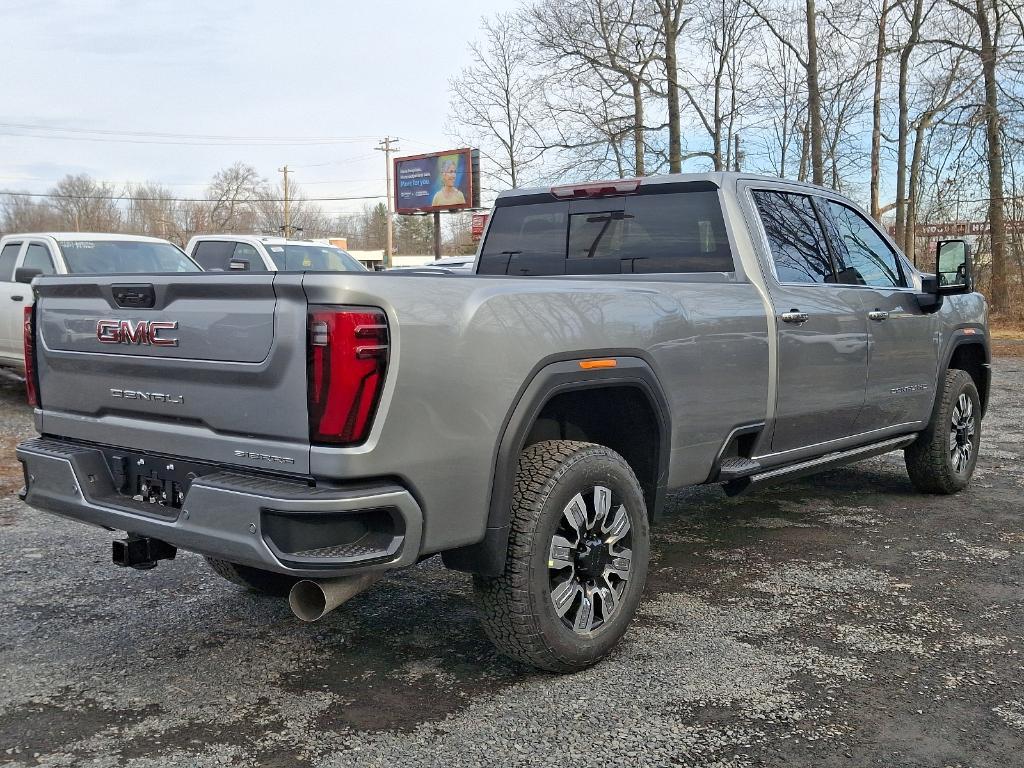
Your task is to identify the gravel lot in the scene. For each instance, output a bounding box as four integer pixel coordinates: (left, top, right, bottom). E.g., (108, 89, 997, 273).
(1, 359, 1021, 767)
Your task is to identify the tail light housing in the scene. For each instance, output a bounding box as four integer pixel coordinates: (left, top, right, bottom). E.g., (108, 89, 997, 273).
(307, 307, 389, 446)
(23, 305, 39, 407)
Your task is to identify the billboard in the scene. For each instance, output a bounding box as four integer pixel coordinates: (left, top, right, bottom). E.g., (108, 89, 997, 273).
(394, 148, 480, 213)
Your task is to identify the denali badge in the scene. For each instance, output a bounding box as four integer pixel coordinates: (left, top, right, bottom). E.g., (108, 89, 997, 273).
(97, 319, 178, 346)
(234, 450, 296, 465)
(110, 388, 184, 404)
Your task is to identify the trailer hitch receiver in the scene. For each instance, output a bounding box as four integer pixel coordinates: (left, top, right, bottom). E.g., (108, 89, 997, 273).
(112, 535, 177, 570)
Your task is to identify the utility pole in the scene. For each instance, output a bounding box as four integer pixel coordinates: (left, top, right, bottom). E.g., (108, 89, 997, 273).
(376, 137, 400, 268)
(278, 165, 291, 238)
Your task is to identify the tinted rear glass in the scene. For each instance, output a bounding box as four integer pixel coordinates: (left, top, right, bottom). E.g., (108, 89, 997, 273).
(59, 240, 201, 274)
(478, 190, 733, 276)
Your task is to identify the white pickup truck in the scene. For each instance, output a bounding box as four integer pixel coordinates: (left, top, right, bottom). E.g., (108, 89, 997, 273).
(185, 235, 366, 273)
(0, 232, 200, 370)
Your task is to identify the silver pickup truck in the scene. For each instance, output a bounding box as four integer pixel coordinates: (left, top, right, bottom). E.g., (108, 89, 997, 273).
(16, 172, 989, 672)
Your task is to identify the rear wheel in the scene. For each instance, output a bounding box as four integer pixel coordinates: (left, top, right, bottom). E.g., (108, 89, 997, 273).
(473, 440, 650, 673)
(204, 557, 299, 597)
(904, 368, 981, 494)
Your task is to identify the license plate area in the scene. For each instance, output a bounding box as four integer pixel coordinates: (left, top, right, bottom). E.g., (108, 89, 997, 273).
(103, 450, 213, 510)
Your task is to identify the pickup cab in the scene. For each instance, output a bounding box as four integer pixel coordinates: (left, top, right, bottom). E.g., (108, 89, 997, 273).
(0, 233, 199, 371)
(185, 235, 366, 273)
(16, 173, 989, 672)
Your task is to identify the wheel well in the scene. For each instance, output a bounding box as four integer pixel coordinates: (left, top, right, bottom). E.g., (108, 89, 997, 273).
(522, 386, 662, 520)
(948, 342, 988, 414)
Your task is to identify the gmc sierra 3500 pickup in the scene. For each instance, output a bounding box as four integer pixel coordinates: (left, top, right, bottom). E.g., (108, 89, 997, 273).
(17, 172, 989, 672)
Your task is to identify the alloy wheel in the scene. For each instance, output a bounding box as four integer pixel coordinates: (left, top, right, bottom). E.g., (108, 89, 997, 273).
(547, 485, 633, 634)
(949, 392, 976, 474)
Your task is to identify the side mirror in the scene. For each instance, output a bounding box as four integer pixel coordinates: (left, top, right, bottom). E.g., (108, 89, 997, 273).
(228, 259, 250, 272)
(915, 272, 942, 312)
(14, 267, 42, 284)
(936, 239, 972, 294)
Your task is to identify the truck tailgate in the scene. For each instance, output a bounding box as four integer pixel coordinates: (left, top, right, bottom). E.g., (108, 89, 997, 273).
(32, 273, 312, 474)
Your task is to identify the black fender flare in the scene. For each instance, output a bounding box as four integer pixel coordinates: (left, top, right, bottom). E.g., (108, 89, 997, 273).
(938, 327, 990, 416)
(442, 353, 671, 576)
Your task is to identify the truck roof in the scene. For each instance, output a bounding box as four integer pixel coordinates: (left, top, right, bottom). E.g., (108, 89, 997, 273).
(189, 234, 325, 246)
(0, 232, 174, 243)
(495, 171, 836, 203)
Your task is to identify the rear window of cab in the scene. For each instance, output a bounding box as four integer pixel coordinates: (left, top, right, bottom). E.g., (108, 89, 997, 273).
(478, 190, 733, 276)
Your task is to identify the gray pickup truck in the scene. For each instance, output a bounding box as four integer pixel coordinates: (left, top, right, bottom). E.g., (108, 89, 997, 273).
(16, 172, 988, 672)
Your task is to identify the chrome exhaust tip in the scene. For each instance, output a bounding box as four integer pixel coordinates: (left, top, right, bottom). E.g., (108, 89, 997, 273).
(288, 573, 382, 622)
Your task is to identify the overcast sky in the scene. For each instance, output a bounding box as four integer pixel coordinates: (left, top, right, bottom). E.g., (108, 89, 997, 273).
(1, 0, 518, 216)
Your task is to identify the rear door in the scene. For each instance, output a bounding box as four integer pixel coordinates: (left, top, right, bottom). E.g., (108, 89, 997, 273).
(750, 189, 869, 455)
(0, 241, 25, 363)
(818, 199, 938, 430)
(33, 273, 313, 473)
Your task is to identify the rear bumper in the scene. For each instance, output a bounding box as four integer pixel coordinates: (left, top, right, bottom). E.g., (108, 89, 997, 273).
(16, 438, 423, 578)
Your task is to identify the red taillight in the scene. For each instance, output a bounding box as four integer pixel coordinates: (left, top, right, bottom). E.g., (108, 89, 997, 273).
(550, 178, 642, 199)
(307, 308, 389, 446)
(23, 305, 39, 407)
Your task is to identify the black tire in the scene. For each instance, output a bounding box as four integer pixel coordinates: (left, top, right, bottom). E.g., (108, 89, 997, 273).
(904, 369, 981, 494)
(473, 440, 650, 673)
(204, 557, 299, 597)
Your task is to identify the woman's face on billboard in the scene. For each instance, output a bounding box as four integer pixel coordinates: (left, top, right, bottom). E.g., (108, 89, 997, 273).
(442, 163, 456, 188)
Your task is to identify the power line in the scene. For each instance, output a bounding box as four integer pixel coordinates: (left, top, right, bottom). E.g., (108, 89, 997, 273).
(0, 121, 381, 146)
(0, 189, 386, 203)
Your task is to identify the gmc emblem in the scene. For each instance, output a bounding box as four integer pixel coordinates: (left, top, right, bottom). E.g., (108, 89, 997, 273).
(96, 320, 179, 347)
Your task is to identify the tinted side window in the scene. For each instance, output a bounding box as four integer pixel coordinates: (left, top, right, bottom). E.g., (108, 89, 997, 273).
(192, 241, 236, 271)
(232, 242, 268, 272)
(752, 191, 834, 284)
(0, 244, 20, 281)
(566, 192, 732, 274)
(23, 244, 56, 274)
(825, 201, 905, 287)
(478, 202, 568, 276)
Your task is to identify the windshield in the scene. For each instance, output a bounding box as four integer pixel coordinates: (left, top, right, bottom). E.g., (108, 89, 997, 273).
(58, 240, 201, 274)
(265, 244, 366, 272)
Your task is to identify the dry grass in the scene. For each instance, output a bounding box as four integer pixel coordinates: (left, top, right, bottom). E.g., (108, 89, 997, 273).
(990, 316, 1024, 340)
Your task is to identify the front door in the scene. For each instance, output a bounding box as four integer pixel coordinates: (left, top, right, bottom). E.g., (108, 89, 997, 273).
(819, 199, 938, 430)
(750, 190, 869, 455)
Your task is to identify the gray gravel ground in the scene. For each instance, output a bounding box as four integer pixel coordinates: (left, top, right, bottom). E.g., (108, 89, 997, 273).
(1, 359, 1022, 767)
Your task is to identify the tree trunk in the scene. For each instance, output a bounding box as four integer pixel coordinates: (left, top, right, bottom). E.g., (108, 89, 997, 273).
(632, 78, 645, 176)
(976, 0, 1008, 312)
(870, 0, 890, 221)
(663, 4, 682, 173)
(895, 0, 924, 253)
(805, 0, 824, 185)
(907, 116, 932, 266)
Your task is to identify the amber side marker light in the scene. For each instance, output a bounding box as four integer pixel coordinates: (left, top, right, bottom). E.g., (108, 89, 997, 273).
(579, 359, 617, 370)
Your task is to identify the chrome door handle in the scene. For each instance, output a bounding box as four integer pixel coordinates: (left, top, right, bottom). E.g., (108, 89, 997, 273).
(780, 310, 809, 324)
(868, 310, 889, 321)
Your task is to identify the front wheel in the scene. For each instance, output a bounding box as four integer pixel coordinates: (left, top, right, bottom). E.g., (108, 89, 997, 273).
(473, 440, 650, 673)
(904, 368, 981, 494)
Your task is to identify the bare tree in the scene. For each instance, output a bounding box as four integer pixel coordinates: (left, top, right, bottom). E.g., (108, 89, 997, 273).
(932, 0, 1021, 312)
(745, 0, 827, 184)
(49, 174, 121, 231)
(525, 0, 663, 176)
(447, 13, 545, 190)
(675, 0, 757, 171)
(206, 162, 266, 232)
